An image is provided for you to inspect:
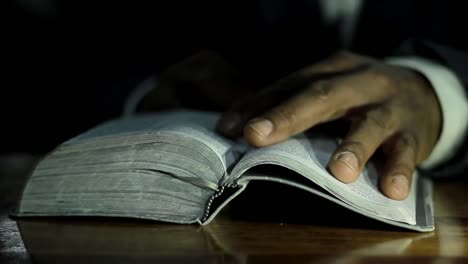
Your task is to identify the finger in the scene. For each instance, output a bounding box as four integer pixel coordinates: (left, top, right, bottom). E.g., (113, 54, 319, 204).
(328, 105, 399, 183)
(243, 69, 394, 147)
(380, 133, 418, 200)
(216, 90, 278, 138)
(216, 51, 366, 137)
(217, 71, 320, 138)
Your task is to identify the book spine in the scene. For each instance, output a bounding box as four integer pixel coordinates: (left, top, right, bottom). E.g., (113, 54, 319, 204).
(202, 183, 239, 222)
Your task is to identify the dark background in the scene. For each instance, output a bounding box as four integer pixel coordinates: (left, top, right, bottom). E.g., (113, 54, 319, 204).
(2, 0, 465, 154)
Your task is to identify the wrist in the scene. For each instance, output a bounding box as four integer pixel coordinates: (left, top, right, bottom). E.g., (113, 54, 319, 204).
(385, 56, 468, 169)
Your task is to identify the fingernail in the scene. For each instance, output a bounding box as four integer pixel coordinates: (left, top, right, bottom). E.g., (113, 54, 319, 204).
(391, 175, 409, 197)
(335, 151, 359, 173)
(248, 118, 274, 137)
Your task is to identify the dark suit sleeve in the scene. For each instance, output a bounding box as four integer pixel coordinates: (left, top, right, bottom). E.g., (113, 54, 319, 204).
(393, 39, 468, 179)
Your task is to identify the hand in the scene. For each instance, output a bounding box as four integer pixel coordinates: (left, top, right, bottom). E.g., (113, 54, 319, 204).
(137, 50, 251, 112)
(217, 51, 442, 200)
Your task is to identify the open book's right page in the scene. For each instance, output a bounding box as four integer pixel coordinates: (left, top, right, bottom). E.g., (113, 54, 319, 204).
(230, 134, 417, 225)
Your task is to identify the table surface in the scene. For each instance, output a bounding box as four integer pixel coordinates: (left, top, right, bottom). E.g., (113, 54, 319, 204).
(1, 154, 467, 264)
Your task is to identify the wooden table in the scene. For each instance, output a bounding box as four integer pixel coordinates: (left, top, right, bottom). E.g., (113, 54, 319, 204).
(1, 154, 467, 263)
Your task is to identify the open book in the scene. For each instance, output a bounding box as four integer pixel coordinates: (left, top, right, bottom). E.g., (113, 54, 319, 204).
(14, 110, 434, 232)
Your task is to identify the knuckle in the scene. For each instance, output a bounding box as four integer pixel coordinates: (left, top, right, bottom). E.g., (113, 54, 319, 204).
(389, 162, 415, 177)
(364, 106, 398, 132)
(270, 107, 298, 130)
(307, 80, 335, 102)
(369, 67, 393, 88)
(397, 132, 418, 153)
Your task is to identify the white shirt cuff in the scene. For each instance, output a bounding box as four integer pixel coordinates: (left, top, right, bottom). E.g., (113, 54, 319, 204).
(385, 56, 468, 169)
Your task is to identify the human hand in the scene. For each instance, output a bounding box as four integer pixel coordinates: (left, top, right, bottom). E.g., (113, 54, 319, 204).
(137, 50, 251, 112)
(217, 51, 442, 200)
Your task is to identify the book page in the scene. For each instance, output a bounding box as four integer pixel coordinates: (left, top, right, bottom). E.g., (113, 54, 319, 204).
(19, 169, 213, 224)
(64, 110, 243, 171)
(230, 134, 417, 225)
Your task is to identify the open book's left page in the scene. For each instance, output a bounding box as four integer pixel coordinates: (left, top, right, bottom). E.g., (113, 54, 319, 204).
(16, 110, 240, 224)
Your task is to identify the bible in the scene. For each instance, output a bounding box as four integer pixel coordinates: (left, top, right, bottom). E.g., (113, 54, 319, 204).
(14, 110, 434, 232)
